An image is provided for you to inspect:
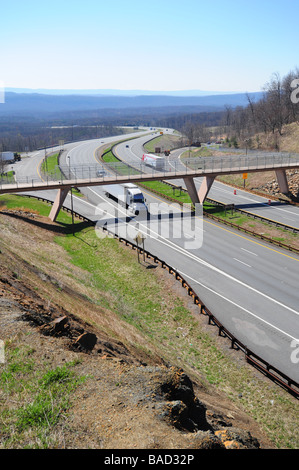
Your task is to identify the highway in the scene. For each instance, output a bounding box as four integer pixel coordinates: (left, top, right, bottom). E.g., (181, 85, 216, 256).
(6, 130, 299, 387)
(11, 128, 151, 184)
(121, 132, 299, 230)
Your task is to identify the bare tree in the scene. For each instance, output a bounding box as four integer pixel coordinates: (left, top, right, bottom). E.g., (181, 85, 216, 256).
(283, 68, 299, 123)
(262, 72, 291, 135)
(0, 154, 8, 175)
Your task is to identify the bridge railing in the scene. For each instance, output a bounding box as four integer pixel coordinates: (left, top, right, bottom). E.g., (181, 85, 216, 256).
(1, 153, 299, 188)
(183, 152, 299, 172)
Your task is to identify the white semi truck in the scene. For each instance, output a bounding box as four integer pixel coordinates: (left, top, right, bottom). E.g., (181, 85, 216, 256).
(103, 183, 147, 215)
(142, 153, 165, 170)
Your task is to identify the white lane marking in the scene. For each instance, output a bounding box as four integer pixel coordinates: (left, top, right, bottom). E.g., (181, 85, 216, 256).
(178, 270, 298, 341)
(241, 248, 258, 256)
(212, 187, 299, 217)
(233, 258, 252, 268)
(66, 141, 92, 160)
(189, 169, 299, 219)
(280, 215, 296, 221)
(134, 224, 299, 317)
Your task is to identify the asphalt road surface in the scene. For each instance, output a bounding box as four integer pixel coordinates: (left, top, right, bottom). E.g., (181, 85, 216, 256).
(116, 133, 299, 230)
(10, 131, 299, 385)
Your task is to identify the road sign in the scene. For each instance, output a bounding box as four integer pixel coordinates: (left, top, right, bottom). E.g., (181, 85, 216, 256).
(134, 232, 146, 245)
(134, 232, 146, 263)
(243, 173, 248, 179)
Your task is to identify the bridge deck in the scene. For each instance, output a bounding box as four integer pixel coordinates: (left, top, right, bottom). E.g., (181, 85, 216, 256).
(1, 157, 299, 194)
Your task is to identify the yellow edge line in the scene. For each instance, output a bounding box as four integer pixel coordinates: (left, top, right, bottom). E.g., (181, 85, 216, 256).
(113, 144, 299, 263)
(93, 145, 102, 163)
(141, 188, 299, 263)
(37, 159, 45, 182)
(204, 218, 299, 262)
(56, 140, 299, 263)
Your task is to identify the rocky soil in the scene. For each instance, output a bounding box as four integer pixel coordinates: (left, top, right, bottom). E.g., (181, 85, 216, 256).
(255, 170, 299, 200)
(0, 269, 264, 449)
(0, 210, 278, 450)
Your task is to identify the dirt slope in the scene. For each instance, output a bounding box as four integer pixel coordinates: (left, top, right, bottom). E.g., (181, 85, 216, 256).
(0, 209, 281, 449)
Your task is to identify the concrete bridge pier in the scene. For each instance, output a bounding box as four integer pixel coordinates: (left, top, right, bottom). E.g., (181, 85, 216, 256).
(275, 169, 289, 195)
(49, 187, 69, 222)
(183, 175, 215, 205)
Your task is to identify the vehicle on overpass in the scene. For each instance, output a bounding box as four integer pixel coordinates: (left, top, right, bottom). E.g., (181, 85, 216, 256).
(142, 153, 165, 170)
(103, 183, 148, 215)
(96, 168, 107, 177)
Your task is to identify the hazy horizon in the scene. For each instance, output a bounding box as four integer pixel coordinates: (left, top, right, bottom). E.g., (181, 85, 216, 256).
(2, 0, 298, 93)
(4, 87, 254, 97)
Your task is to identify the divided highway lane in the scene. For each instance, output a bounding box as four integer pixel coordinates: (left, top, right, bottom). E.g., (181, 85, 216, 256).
(174, 149, 299, 230)
(13, 131, 299, 385)
(30, 184, 299, 384)
(11, 128, 153, 185)
(97, 136, 299, 383)
(116, 134, 299, 230)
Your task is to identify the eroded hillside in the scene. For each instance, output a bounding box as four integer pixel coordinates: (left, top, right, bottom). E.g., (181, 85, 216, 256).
(0, 203, 297, 449)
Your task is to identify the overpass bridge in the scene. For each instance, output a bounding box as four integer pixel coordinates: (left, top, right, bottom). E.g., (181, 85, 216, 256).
(1, 152, 299, 221)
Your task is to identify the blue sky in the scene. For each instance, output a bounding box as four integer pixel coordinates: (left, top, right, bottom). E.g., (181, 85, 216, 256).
(1, 0, 298, 93)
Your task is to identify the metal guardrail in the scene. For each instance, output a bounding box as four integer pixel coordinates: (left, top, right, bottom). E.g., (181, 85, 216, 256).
(106, 228, 299, 399)
(207, 197, 299, 234)
(161, 180, 299, 232)
(8, 193, 299, 399)
(136, 180, 299, 255)
(3, 140, 298, 397)
(2, 152, 299, 189)
(185, 152, 299, 172)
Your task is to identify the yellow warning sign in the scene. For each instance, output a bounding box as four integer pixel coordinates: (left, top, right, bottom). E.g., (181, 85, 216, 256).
(243, 173, 248, 179)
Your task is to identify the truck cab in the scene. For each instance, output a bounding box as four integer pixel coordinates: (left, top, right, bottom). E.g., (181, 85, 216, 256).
(125, 184, 147, 215)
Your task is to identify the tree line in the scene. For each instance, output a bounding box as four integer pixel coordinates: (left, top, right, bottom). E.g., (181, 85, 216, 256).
(220, 67, 299, 149)
(0, 118, 124, 153)
(158, 68, 299, 149)
(1, 68, 298, 153)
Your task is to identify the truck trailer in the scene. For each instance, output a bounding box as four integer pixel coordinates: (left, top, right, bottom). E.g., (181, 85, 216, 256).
(103, 183, 147, 215)
(0, 152, 21, 163)
(0, 152, 15, 163)
(142, 153, 165, 170)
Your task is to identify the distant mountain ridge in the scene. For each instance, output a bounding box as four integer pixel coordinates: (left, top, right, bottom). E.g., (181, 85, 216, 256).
(5, 87, 256, 97)
(0, 90, 263, 118)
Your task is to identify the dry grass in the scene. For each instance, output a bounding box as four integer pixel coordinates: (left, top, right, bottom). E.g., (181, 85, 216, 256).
(0, 199, 298, 449)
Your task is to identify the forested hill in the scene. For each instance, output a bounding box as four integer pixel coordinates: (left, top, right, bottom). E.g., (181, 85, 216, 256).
(0, 91, 262, 117)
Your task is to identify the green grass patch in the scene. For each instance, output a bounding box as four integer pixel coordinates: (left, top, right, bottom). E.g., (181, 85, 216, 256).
(102, 146, 141, 176)
(144, 135, 164, 153)
(0, 194, 79, 228)
(140, 181, 193, 205)
(41, 153, 63, 179)
(102, 147, 119, 164)
(41, 153, 59, 173)
(1, 192, 299, 449)
(0, 343, 86, 448)
(140, 182, 298, 248)
(0, 170, 15, 183)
